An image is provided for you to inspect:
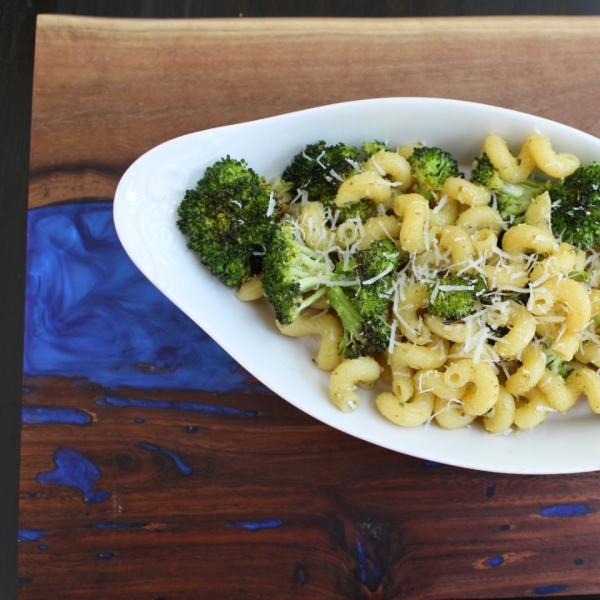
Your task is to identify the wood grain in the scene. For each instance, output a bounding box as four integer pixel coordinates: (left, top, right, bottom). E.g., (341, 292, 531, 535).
(29, 15, 600, 207)
(19, 376, 600, 599)
(21, 14, 600, 599)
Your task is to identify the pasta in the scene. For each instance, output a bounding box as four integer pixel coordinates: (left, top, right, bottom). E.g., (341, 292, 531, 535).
(198, 132, 600, 435)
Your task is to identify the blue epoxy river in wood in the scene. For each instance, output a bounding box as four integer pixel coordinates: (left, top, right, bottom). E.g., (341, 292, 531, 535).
(24, 201, 265, 393)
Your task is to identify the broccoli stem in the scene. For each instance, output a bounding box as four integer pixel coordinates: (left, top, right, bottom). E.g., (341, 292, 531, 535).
(327, 286, 365, 344)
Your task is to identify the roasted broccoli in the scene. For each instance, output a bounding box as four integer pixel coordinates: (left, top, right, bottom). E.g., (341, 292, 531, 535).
(407, 146, 462, 199)
(470, 152, 548, 225)
(327, 287, 391, 359)
(333, 198, 376, 224)
(542, 343, 574, 378)
(362, 140, 389, 158)
(549, 162, 600, 249)
(427, 274, 487, 321)
(177, 156, 280, 287)
(355, 239, 401, 319)
(326, 240, 400, 359)
(262, 220, 340, 325)
(281, 141, 360, 203)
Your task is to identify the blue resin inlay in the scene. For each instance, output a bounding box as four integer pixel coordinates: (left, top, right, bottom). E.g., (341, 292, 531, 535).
(38, 545, 48, 551)
(18, 578, 33, 584)
(24, 201, 265, 393)
(36, 447, 110, 504)
(488, 555, 504, 567)
(95, 522, 149, 530)
(423, 460, 444, 467)
(539, 503, 595, 517)
(356, 539, 368, 583)
(227, 519, 283, 531)
(18, 529, 47, 542)
(535, 584, 567, 595)
(134, 418, 145, 424)
(98, 395, 257, 418)
(22, 406, 91, 426)
(486, 483, 496, 498)
(140, 442, 193, 476)
(575, 558, 585, 565)
(98, 552, 114, 559)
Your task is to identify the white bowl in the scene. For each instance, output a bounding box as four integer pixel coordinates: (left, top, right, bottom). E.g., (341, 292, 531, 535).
(113, 97, 600, 475)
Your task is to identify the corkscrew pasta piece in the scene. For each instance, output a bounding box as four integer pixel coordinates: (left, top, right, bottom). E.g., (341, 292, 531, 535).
(514, 387, 553, 430)
(394, 283, 431, 345)
(299, 201, 331, 251)
(483, 386, 516, 434)
(390, 336, 450, 371)
(567, 368, 600, 414)
(394, 193, 430, 254)
(522, 133, 580, 178)
(277, 313, 343, 372)
(524, 191, 552, 232)
(236, 276, 265, 301)
(433, 397, 476, 430)
(376, 391, 435, 427)
(537, 369, 578, 412)
(490, 302, 537, 360)
(505, 342, 546, 397)
(455, 205, 505, 235)
(363, 149, 413, 191)
(329, 357, 383, 413)
(437, 225, 475, 269)
(414, 368, 466, 400)
(359, 215, 401, 249)
(483, 133, 536, 183)
(335, 171, 392, 206)
(502, 224, 557, 256)
(440, 177, 492, 206)
(423, 314, 470, 344)
(443, 359, 500, 416)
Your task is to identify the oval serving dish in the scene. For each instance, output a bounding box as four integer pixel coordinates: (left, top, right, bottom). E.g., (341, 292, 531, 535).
(114, 97, 600, 474)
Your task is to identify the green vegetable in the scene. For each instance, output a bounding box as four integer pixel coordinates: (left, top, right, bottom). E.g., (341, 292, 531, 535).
(281, 141, 360, 203)
(362, 140, 389, 158)
(177, 156, 280, 287)
(407, 146, 462, 199)
(470, 152, 548, 225)
(262, 220, 341, 325)
(549, 162, 600, 249)
(542, 343, 574, 379)
(427, 274, 487, 322)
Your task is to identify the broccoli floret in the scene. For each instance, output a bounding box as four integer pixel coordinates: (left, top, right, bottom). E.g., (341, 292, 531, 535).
(177, 156, 280, 287)
(407, 146, 462, 199)
(326, 240, 400, 359)
(549, 162, 600, 249)
(355, 239, 401, 319)
(542, 343, 574, 378)
(282, 141, 360, 202)
(262, 221, 339, 325)
(471, 153, 548, 225)
(327, 286, 391, 359)
(362, 140, 389, 158)
(427, 274, 487, 321)
(330, 197, 376, 224)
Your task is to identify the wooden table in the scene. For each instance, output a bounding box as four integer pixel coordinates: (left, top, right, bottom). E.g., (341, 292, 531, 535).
(17, 14, 600, 598)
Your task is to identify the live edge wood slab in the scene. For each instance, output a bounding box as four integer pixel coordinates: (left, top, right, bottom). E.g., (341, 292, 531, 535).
(19, 14, 600, 599)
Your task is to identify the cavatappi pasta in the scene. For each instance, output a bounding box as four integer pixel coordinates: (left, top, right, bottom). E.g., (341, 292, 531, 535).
(235, 133, 600, 433)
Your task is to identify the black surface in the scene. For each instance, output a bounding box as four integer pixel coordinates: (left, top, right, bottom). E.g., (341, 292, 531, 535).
(3, 2, 600, 599)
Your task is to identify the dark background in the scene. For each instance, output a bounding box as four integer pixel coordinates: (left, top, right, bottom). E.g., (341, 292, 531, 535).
(3, 2, 600, 599)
